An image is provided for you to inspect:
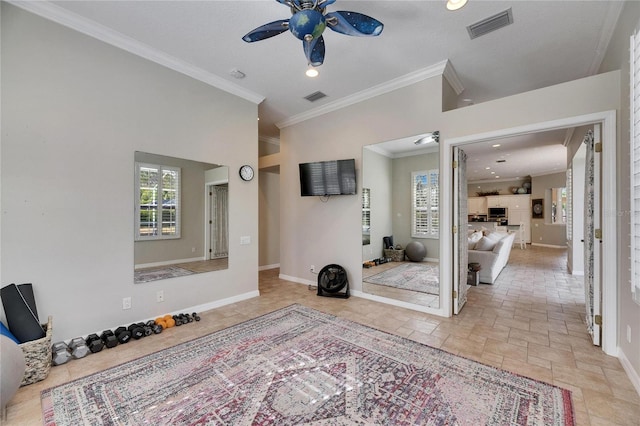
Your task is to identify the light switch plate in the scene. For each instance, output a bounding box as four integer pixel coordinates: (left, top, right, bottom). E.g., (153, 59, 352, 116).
(240, 236, 251, 245)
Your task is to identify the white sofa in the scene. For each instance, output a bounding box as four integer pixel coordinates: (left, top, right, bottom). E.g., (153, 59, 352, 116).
(467, 231, 516, 284)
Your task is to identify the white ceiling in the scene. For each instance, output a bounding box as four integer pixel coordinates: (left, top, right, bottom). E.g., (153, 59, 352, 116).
(17, 0, 623, 179)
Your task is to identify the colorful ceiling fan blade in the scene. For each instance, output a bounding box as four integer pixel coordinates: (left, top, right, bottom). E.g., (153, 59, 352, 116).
(304, 35, 325, 66)
(242, 19, 290, 42)
(325, 11, 384, 36)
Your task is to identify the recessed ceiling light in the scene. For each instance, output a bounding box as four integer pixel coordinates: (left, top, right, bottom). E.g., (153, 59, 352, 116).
(485, 167, 491, 170)
(306, 67, 319, 78)
(495, 176, 500, 178)
(492, 144, 501, 148)
(491, 171, 495, 174)
(446, 0, 468, 11)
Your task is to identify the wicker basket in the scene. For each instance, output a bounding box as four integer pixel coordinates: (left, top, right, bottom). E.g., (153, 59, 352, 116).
(18, 316, 52, 386)
(384, 248, 405, 262)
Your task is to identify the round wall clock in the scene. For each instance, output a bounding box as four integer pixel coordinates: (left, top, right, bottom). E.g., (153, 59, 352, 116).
(239, 164, 254, 181)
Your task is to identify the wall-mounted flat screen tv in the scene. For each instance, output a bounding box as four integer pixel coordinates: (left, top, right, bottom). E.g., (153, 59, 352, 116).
(299, 159, 357, 197)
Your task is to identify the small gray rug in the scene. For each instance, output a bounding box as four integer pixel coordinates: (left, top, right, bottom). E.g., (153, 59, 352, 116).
(134, 266, 194, 284)
(364, 263, 439, 295)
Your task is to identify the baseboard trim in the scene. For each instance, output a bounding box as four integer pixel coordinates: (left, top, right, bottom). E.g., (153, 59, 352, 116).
(618, 348, 640, 397)
(71, 290, 260, 343)
(279, 273, 316, 286)
(134, 257, 205, 270)
(259, 263, 280, 271)
(350, 290, 446, 317)
(531, 243, 566, 249)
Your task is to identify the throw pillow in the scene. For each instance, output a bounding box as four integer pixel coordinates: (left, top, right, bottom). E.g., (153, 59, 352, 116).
(468, 231, 483, 249)
(484, 230, 508, 242)
(474, 236, 497, 251)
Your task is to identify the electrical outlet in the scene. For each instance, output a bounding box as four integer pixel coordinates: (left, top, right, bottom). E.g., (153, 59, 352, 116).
(310, 265, 315, 273)
(122, 297, 131, 310)
(157, 290, 164, 303)
(191, 247, 196, 253)
(628, 325, 632, 343)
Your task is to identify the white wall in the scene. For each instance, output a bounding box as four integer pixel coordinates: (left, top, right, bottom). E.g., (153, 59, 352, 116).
(362, 147, 393, 261)
(0, 4, 259, 341)
(280, 77, 445, 291)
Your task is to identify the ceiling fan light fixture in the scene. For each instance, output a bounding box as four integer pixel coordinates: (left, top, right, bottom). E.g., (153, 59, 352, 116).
(414, 131, 440, 145)
(306, 67, 319, 77)
(446, 0, 468, 11)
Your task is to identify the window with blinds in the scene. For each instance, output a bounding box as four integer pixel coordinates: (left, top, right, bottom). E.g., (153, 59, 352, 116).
(630, 31, 640, 303)
(362, 188, 371, 245)
(135, 163, 181, 241)
(411, 169, 439, 238)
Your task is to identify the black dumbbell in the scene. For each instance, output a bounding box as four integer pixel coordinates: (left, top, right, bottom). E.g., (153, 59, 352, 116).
(192, 312, 201, 321)
(100, 330, 118, 348)
(69, 337, 90, 359)
(183, 313, 194, 323)
(138, 322, 153, 337)
(146, 320, 163, 334)
(128, 323, 145, 339)
(114, 326, 132, 344)
(52, 341, 72, 365)
(85, 334, 104, 353)
(172, 315, 183, 326)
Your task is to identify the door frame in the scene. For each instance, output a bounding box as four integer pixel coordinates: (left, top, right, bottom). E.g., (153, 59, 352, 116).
(205, 179, 228, 260)
(439, 110, 617, 356)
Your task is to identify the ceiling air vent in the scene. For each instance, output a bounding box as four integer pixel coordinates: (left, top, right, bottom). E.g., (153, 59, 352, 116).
(304, 91, 327, 102)
(467, 8, 513, 40)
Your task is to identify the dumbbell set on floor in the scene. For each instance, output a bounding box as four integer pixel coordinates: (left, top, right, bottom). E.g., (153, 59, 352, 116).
(51, 312, 201, 366)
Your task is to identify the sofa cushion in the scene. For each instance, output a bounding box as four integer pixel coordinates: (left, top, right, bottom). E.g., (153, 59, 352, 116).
(468, 231, 483, 249)
(484, 230, 509, 242)
(474, 236, 497, 251)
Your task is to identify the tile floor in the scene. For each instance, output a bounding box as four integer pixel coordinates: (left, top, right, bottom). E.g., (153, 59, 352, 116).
(4, 246, 640, 425)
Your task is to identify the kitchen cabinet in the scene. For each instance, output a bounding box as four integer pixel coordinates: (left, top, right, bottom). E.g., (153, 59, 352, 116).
(471, 195, 531, 243)
(467, 197, 487, 214)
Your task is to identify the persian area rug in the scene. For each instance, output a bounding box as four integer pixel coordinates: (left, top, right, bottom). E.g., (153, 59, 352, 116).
(134, 265, 194, 284)
(41, 304, 574, 425)
(364, 262, 440, 295)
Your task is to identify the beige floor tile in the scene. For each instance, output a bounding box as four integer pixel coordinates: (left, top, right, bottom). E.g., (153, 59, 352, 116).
(4, 246, 639, 426)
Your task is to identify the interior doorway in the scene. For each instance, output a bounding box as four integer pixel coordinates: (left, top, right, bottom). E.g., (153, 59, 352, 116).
(207, 183, 229, 260)
(440, 110, 617, 355)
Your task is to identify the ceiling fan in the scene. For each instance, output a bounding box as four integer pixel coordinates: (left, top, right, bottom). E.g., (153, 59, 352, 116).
(242, 0, 384, 67)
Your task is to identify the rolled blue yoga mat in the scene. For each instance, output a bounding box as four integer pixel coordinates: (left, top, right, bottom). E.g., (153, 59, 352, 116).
(0, 321, 20, 344)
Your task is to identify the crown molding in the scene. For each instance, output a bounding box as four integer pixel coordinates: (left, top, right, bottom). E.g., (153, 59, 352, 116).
(259, 136, 280, 146)
(587, 0, 624, 76)
(443, 60, 464, 95)
(8, 0, 265, 105)
(277, 60, 451, 129)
